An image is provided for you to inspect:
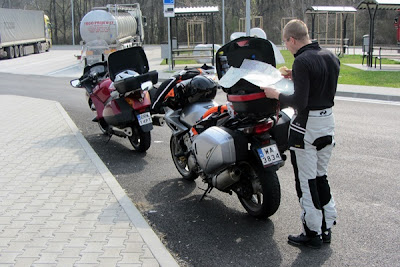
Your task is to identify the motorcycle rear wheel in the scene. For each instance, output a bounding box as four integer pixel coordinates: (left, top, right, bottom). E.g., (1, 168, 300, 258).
(129, 127, 151, 152)
(238, 162, 281, 219)
(170, 135, 198, 180)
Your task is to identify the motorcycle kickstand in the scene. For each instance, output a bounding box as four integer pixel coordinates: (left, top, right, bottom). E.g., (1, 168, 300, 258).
(198, 184, 213, 202)
(105, 134, 113, 144)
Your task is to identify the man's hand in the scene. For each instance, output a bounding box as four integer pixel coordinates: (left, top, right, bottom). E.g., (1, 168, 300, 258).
(262, 86, 280, 100)
(278, 66, 292, 79)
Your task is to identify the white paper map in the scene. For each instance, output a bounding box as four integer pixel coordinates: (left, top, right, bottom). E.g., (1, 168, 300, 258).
(218, 59, 294, 95)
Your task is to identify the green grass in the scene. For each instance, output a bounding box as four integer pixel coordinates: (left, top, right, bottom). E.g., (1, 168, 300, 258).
(277, 50, 400, 88)
(161, 59, 198, 65)
(163, 49, 400, 88)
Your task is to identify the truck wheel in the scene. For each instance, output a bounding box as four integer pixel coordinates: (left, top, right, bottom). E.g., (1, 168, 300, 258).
(34, 43, 41, 54)
(18, 46, 24, 56)
(14, 46, 20, 58)
(6, 46, 14, 59)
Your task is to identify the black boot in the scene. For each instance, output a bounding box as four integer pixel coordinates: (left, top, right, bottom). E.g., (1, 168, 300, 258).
(322, 229, 331, 243)
(288, 233, 322, 249)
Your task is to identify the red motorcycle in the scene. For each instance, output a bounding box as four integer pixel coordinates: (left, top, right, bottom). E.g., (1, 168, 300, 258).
(70, 47, 158, 152)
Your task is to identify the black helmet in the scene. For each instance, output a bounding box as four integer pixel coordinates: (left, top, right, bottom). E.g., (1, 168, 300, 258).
(186, 76, 217, 103)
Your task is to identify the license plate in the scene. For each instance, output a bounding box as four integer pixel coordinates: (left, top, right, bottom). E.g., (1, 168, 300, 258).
(137, 112, 152, 126)
(257, 144, 282, 167)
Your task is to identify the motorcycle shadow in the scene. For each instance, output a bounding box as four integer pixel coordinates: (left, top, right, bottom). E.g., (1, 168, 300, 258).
(84, 133, 149, 175)
(145, 178, 283, 266)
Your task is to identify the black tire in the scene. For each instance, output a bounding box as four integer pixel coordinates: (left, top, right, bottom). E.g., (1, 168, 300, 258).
(6, 46, 14, 59)
(14, 46, 19, 58)
(19, 45, 24, 56)
(129, 127, 151, 152)
(237, 162, 281, 219)
(170, 135, 198, 180)
(34, 43, 41, 54)
(97, 118, 109, 135)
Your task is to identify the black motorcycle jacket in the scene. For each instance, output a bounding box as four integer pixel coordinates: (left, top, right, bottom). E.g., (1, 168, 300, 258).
(279, 42, 340, 113)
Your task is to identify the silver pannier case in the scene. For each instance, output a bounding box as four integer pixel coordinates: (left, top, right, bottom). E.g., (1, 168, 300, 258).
(192, 126, 237, 174)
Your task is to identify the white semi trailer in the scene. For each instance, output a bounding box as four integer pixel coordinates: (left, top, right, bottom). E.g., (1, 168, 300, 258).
(0, 8, 52, 59)
(78, 3, 146, 65)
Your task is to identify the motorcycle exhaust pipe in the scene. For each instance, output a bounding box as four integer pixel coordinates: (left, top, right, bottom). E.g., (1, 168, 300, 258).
(212, 167, 241, 191)
(111, 126, 132, 137)
(152, 114, 165, 126)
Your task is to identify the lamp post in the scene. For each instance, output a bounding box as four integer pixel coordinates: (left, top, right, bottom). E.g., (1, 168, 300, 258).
(71, 0, 75, 45)
(222, 0, 225, 44)
(246, 0, 250, 36)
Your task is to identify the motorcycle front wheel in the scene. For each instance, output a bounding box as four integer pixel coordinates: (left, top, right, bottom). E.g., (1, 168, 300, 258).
(170, 135, 198, 180)
(129, 127, 151, 152)
(237, 162, 281, 219)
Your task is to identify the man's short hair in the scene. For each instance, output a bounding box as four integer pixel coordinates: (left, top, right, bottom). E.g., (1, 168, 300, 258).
(283, 19, 310, 41)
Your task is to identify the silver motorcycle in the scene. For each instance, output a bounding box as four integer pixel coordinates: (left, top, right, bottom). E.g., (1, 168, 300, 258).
(151, 37, 292, 218)
(152, 66, 292, 219)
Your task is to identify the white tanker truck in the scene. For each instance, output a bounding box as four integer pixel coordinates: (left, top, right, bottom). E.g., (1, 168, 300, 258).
(78, 3, 146, 65)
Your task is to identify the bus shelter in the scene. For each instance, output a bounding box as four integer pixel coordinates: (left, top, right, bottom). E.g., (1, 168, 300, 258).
(357, 0, 400, 67)
(169, 6, 219, 68)
(305, 6, 357, 55)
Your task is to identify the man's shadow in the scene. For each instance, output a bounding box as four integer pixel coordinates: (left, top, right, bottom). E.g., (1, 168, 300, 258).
(290, 243, 333, 266)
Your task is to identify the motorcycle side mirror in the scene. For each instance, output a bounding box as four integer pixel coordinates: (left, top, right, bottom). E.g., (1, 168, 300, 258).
(70, 79, 81, 88)
(141, 81, 153, 91)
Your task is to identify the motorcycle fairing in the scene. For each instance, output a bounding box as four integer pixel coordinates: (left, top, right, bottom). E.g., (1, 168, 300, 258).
(180, 100, 218, 127)
(102, 93, 153, 132)
(92, 79, 113, 103)
(127, 92, 153, 132)
(90, 79, 113, 120)
(103, 97, 134, 126)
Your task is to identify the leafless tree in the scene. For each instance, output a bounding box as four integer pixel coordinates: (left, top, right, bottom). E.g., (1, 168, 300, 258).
(1, 0, 397, 45)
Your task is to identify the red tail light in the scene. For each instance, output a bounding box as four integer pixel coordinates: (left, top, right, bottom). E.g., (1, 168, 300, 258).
(253, 121, 273, 134)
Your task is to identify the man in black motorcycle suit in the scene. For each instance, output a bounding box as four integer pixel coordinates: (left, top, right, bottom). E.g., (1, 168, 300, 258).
(262, 19, 339, 249)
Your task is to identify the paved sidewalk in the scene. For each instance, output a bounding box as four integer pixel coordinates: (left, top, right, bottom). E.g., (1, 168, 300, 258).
(0, 95, 179, 267)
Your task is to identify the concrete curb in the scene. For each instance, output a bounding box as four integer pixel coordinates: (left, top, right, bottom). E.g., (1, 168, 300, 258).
(55, 102, 180, 267)
(336, 91, 400, 102)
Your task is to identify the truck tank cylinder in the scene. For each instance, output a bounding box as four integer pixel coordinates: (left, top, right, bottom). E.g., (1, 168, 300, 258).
(80, 9, 137, 44)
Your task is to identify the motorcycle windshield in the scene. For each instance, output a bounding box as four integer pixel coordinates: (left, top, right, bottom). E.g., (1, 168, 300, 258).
(108, 46, 150, 81)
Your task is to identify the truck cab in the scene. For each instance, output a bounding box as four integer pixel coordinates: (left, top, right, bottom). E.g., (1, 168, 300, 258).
(44, 14, 52, 51)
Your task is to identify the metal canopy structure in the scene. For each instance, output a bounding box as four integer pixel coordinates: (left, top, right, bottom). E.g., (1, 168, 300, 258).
(169, 6, 219, 64)
(174, 6, 219, 16)
(357, 0, 400, 66)
(305, 6, 357, 55)
(308, 6, 358, 12)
